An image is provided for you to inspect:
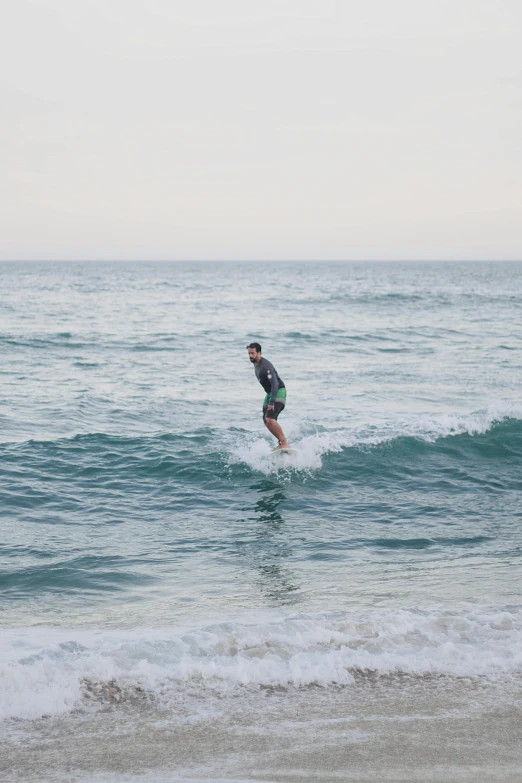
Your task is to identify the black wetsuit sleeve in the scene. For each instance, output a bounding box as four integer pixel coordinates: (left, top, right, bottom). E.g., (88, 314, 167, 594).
(264, 360, 279, 406)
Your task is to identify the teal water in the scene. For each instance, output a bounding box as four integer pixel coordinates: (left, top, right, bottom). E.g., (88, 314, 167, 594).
(1, 262, 521, 781)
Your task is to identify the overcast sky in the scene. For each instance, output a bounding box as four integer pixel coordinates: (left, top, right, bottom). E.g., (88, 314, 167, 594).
(1, 0, 521, 261)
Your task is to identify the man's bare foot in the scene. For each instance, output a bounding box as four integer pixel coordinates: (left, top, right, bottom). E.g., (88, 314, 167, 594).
(272, 442, 291, 451)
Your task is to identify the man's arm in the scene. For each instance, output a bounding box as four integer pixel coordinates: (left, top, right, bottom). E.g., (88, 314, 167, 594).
(265, 360, 279, 407)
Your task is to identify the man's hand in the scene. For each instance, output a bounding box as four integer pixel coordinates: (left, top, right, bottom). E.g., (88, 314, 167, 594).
(267, 404, 274, 411)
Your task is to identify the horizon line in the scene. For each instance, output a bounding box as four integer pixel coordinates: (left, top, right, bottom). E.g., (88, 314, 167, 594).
(1, 258, 521, 264)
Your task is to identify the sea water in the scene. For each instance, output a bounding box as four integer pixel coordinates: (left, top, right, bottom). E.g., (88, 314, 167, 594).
(1, 261, 521, 782)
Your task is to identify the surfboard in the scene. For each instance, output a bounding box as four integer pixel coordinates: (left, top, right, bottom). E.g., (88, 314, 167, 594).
(272, 447, 297, 455)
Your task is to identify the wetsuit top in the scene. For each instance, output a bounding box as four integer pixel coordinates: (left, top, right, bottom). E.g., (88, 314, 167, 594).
(254, 357, 285, 406)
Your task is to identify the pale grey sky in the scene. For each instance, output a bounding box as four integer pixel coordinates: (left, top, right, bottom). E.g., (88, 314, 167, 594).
(1, 0, 521, 261)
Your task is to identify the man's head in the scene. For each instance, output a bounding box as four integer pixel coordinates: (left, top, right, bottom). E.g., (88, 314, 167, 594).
(247, 342, 262, 364)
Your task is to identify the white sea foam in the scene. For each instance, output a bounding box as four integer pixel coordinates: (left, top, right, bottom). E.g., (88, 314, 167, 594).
(228, 401, 522, 474)
(1, 607, 521, 721)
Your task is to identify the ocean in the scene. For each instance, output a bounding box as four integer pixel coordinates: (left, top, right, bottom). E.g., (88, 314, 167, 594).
(1, 261, 521, 782)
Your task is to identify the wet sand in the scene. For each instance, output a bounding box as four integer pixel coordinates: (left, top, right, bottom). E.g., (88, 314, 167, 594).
(2, 677, 521, 783)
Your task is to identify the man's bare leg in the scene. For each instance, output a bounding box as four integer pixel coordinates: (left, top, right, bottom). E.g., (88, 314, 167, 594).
(265, 417, 290, 450)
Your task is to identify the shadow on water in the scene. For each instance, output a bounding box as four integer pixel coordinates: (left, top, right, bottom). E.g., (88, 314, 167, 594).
(238, 478, 301, 607)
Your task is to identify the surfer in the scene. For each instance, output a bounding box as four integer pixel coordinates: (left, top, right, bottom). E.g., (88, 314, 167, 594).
(247, 342, 290, 451)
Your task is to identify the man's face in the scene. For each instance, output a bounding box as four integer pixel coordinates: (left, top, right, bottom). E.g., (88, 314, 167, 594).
(247, 347, 260, 364)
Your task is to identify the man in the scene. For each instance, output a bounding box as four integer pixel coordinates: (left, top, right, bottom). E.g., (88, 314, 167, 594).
(247, 342, 290, 451)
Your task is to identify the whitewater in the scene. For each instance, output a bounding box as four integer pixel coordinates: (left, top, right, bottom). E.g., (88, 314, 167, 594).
(1, 261, 521, 782)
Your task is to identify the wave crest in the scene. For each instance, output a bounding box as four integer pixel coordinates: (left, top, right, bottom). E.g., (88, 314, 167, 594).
(228, 403, 522, 475)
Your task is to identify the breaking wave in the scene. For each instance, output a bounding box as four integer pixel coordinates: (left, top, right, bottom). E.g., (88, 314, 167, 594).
(1, 606, 521, 721)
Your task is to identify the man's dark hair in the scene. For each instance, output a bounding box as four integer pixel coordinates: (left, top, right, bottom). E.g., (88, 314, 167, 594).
(247, 342, 262, 353)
